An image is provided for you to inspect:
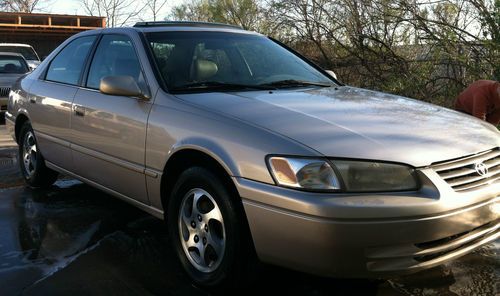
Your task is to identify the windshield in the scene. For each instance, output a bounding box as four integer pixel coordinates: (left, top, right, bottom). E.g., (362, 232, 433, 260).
(146, 31, 335, 92)
(0, 55, 29, 74)
(0, 46, 39, 61)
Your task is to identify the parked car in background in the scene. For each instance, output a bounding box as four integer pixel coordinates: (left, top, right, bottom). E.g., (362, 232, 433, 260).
(5, 22, 500, 289)
(0, 52, 30, 115)
(0, 43, 41, 70)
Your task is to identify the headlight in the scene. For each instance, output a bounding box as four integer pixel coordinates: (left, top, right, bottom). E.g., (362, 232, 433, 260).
(267, 157, 418, 192)
(268, 157, 341, 190)
(332, 160, 418, 192)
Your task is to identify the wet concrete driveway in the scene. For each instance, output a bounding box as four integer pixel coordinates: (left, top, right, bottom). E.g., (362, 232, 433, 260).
(0, 148, 498, 295)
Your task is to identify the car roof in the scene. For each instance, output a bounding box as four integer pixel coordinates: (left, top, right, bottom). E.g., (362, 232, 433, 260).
(0, 52, 25, 58)
(134, 22, 259, 35)
(0, 43, 34, 48)
(133, 21, 242, 29)
(77, 21, 261, 36)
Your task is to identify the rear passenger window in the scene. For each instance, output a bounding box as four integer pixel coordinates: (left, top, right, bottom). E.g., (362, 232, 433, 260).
(45, 36, 96, 85)
(86, 35, 144, 90)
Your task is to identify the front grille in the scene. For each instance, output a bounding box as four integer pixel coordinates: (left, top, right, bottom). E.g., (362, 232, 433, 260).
(0, 87, 10, 98)
(432, 148, 500, 192)
(365, 220, 499, 272)
(413, 221, 498, 262)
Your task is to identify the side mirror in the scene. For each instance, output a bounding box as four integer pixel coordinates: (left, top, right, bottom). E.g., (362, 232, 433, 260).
(325, 70, 338, 80)
(99, 76, 149, 100)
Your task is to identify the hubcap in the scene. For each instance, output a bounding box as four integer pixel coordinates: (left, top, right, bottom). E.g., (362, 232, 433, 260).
(178, 188, 226, 273)
(22, 131, 37, 177)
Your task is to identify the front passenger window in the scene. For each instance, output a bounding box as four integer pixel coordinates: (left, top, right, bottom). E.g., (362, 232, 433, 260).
(86, 35, 144, 90)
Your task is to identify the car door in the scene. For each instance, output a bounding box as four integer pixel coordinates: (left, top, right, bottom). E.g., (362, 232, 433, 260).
(71, 34, 152, 204)
(28, 35, 97, 170)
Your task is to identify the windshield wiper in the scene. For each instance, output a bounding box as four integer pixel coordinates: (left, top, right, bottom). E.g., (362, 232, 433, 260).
(171, 81, 275, 91)
(258, 80, 332, 88)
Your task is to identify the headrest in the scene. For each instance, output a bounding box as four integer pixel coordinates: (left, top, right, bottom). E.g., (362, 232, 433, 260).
(4, 63, 17, 73)
(194, 59, 218, 81)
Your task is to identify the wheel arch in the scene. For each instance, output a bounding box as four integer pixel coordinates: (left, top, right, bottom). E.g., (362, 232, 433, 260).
(160, 148, 240, 214)
(160, 147, 258, 284)
(14, 112, 30, 144)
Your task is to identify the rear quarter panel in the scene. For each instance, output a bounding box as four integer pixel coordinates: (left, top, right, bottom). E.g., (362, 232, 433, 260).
(7, 75, 35, 126)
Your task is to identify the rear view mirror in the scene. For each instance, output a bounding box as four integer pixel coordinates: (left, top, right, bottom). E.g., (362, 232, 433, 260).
(325, 70, 338, 80)
(99, 76, 149, 100)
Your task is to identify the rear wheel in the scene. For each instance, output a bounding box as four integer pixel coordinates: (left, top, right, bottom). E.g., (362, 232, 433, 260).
(167, 167, 255, 289)
(18, 122, 58, 188)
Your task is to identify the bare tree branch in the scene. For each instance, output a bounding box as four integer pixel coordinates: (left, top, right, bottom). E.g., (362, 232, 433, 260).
(2, 0, 48, 12)
(80, 0, 147, 27)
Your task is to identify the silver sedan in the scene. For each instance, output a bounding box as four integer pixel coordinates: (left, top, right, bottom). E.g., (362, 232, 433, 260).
(5, 21, 500, 289)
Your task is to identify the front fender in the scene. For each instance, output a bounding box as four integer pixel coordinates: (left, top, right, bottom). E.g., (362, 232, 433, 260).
(144, 94, 320, 210)
(169, 138, 238, 178)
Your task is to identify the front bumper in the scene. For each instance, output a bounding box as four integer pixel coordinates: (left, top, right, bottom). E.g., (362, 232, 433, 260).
(235, 170, 499, 278)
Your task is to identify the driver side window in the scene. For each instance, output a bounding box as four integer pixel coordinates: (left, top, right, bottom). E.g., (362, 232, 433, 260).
(45, 36, 96, 85)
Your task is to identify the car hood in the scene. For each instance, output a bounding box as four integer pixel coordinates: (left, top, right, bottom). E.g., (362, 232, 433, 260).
(0, 74, 23, 87)
(176, 86, 500, 167)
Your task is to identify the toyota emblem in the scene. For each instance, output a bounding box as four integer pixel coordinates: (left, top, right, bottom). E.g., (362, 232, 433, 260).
(474, 162, 488, 176)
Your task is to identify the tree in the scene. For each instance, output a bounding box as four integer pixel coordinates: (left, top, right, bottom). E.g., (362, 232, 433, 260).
(264, 0, 498, 106)
(171, 1, 212, 22)
(170, 0, 263, 31)
(1, 0, 45, 12)
(80, 0, 147, 27)
(144, 0, 169, 21)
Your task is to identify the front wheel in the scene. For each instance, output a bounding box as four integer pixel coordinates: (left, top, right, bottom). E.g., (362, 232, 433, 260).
(18, 122, 58, 188)
(167, 167, 255, 289)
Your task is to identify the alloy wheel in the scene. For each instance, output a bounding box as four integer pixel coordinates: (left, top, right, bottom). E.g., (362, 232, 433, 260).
(178, 188, 226, 273)
(22, 131, 37, 177)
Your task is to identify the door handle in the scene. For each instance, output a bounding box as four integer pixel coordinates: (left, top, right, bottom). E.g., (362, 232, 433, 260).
(29, 98, 36, 104)
(73, 105, 85, 117)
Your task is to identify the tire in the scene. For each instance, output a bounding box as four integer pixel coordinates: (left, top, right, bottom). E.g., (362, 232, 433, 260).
(18, 121, 58, 188)
(167, 166, 255, 290)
